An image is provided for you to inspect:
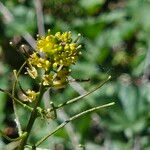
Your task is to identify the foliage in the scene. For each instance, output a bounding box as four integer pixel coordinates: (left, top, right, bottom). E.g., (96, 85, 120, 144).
(0, 0, 150, 149)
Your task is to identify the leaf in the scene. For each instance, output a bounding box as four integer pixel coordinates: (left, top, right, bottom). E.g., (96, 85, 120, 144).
(118, 82, 138, 122)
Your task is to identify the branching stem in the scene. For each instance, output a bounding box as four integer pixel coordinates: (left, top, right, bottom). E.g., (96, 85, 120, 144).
(55, 76, 111, 110)
(12, 61, 27, 136)
(36, 102, 115, 146)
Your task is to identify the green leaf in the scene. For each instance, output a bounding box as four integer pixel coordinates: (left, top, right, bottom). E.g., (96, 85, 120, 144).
(118, 82, 138, 122)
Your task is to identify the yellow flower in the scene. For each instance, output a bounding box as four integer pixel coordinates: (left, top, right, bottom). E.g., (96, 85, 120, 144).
(26, 66, 38, 79)
(36, 35, 58, 54)
(28, 53, 39, 65)
(36, 31, 81, 67)
(28, 53, 51, 71)
(55, 31, 72, 43)
(37, 58, 51, 71)
(23, 89, 38, 102)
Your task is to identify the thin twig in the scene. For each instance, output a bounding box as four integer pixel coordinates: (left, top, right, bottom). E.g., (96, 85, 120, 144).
(34, 0, 45, 36)
(0, 2, 13, 22)
(56, 76, 111, 109)
(22, 33, 36, 49)
(12, 61, 27, 136)
(0, 88, 33, 111)
(68, 76, 87, 95)
(36, 102, 115, 146)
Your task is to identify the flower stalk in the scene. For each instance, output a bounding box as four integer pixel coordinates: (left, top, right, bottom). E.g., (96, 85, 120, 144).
(18, 83, 45, 150)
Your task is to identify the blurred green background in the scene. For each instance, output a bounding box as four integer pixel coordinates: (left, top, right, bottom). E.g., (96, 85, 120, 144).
(0, 0, 150, 149)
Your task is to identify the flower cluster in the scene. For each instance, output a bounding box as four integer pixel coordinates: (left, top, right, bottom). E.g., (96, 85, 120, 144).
(28, 53, 51, 71)
(36, 31, 81, 67)
(24, 31, 81, 102)
(23, 89, 39, 102)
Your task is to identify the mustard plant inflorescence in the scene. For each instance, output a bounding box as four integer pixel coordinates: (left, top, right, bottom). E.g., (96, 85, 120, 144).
(25, 30, 82, 102)
(0, 30, 114, 150)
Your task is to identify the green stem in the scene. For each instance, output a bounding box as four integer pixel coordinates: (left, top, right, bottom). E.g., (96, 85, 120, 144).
(55, 76, 111, 110)
(12, 61, 27, 136)
(0, 88, 33, 111)
(18, 84, 45, 150)
(36, 102, 115, 146)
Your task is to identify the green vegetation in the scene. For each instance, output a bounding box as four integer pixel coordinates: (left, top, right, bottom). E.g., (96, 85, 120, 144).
(0, 0, 150, 149)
